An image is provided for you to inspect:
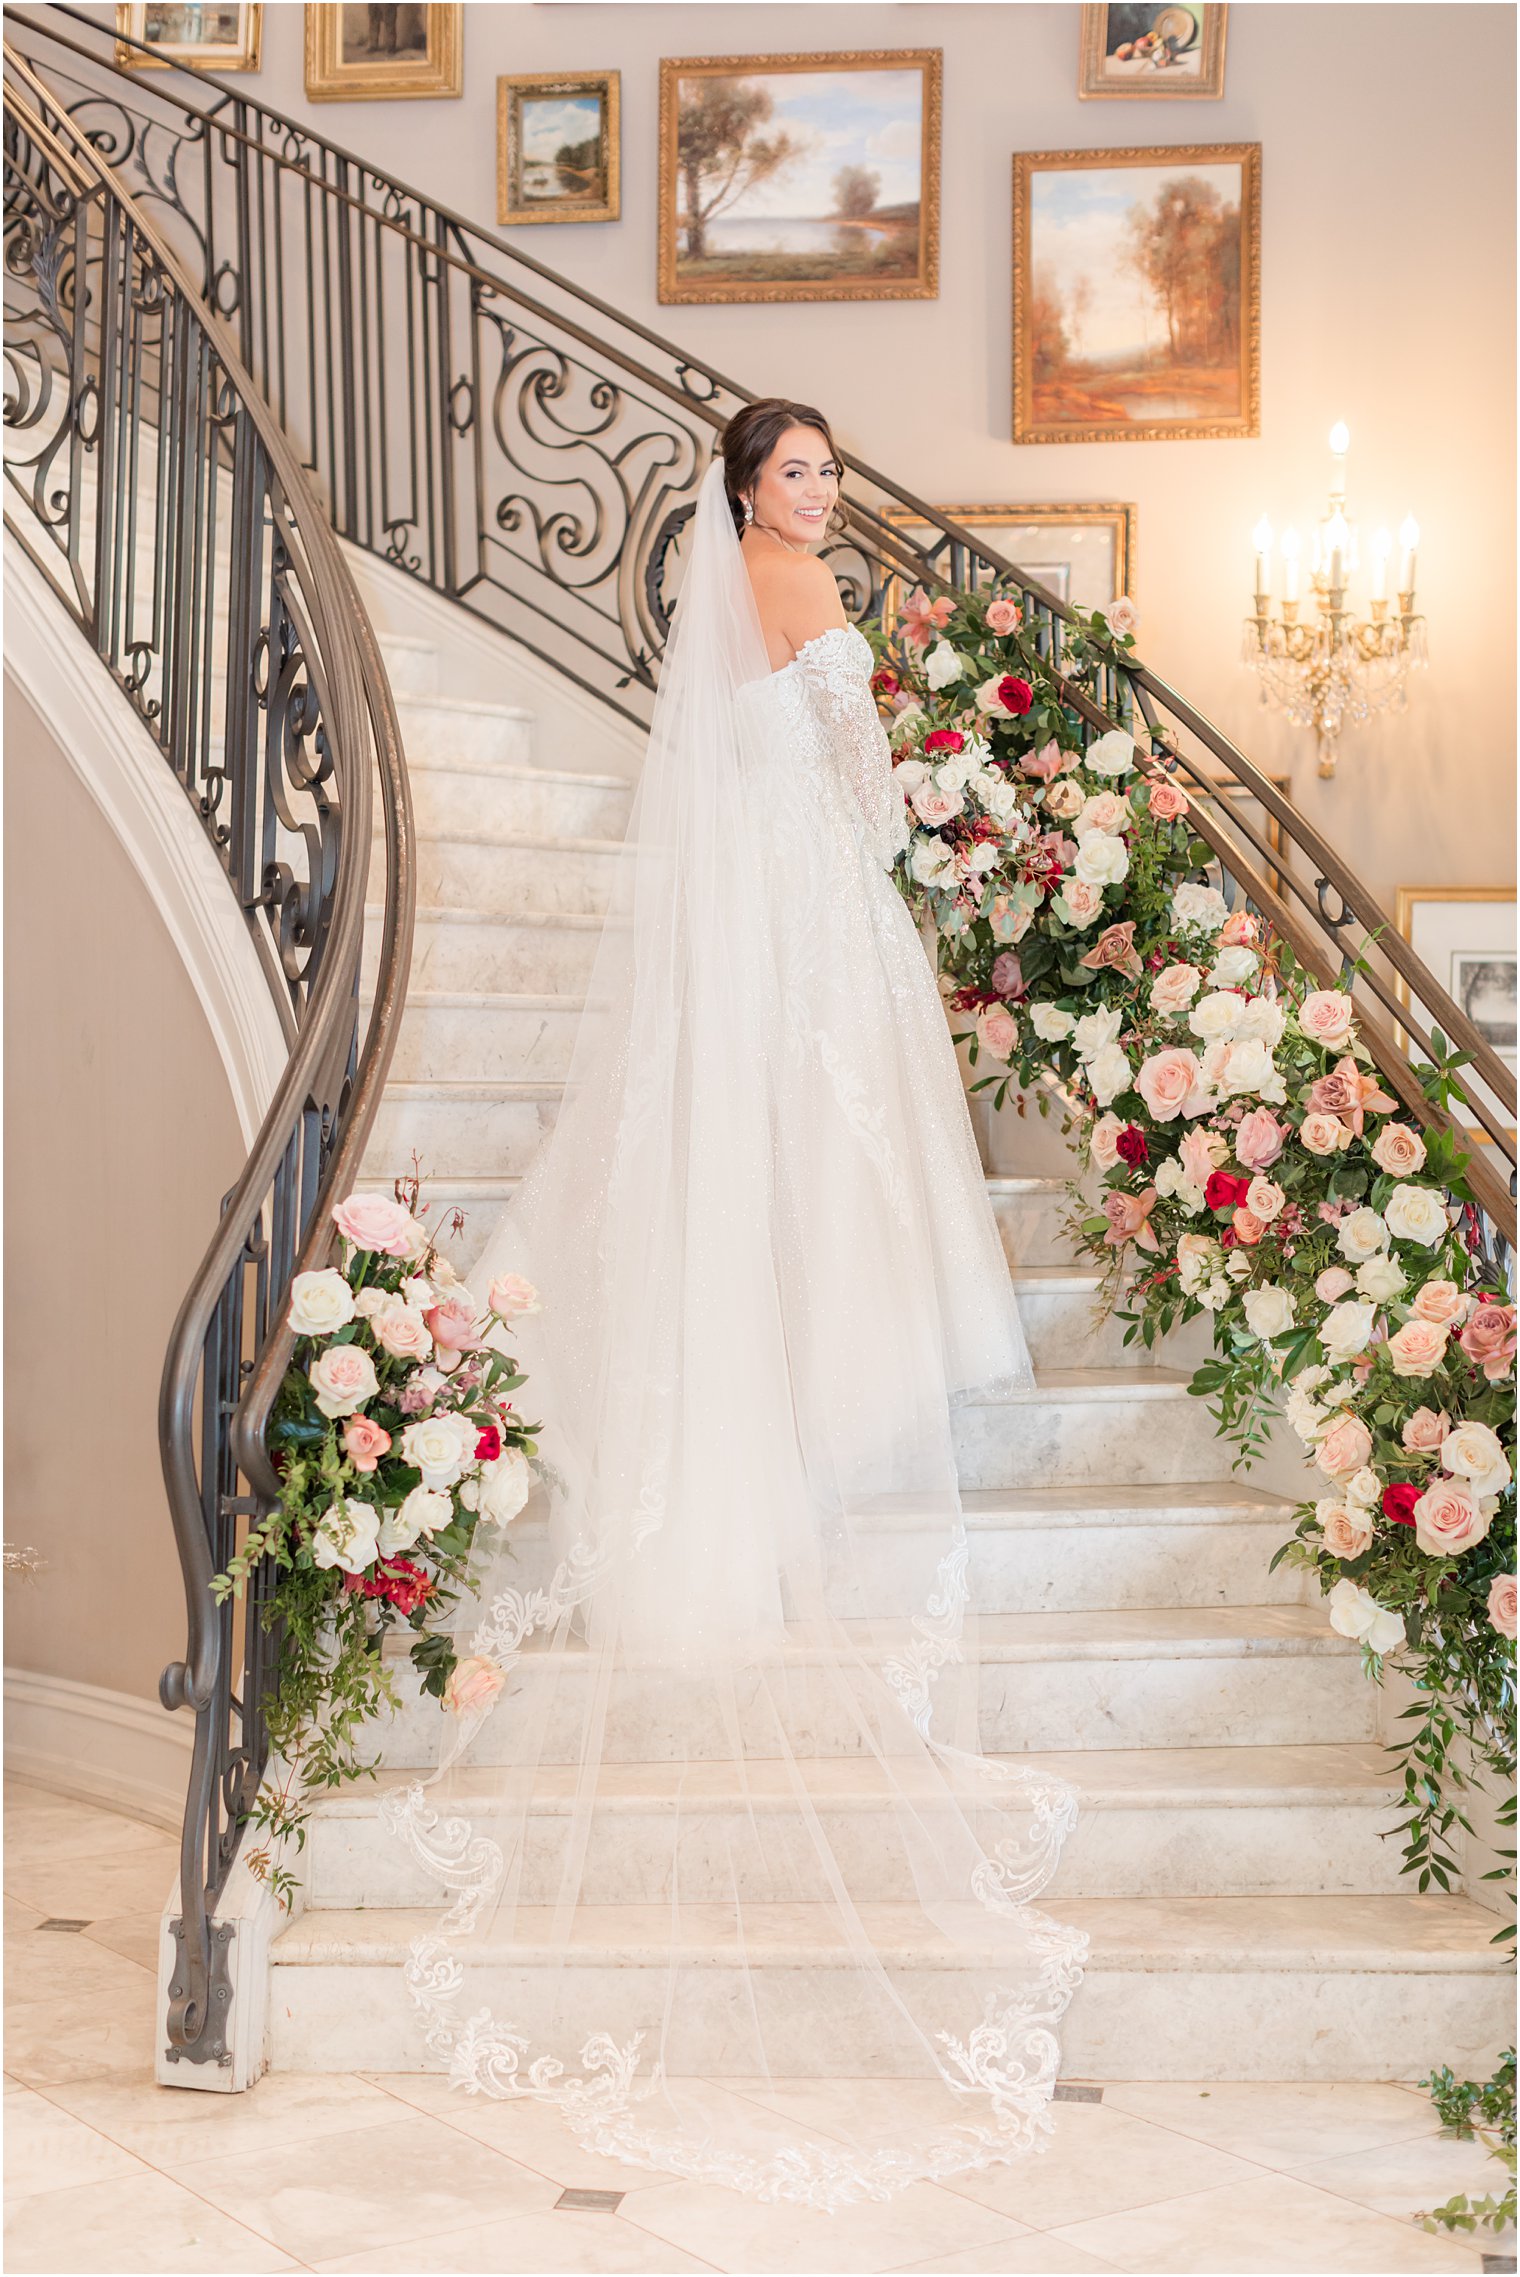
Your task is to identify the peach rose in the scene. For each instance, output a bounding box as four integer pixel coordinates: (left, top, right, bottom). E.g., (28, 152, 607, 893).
(331, 1191, 426, 1258)
(986, 597, 1023, 636)
(1412, 1477, 1494, 1558)
(1234, 1106, 1287, 1171)
(976, 1003, 1020, 1061)
(1460, 1302, 1517, 1380)
(1412, 1280, 1472, 1328)
(1148, 781, 1190, 821)
(1103, 1188, 1160, 1253)
(488, 1274, 541, 1320)
(1220, 911, 1261, 948)
(1319, 1503, 1374, 1559)
(308, 1343, 380, 1420)
(1246, 1177, 1285, 1224)
(1019, 740, 1066, 784)
(443, 1655, 508, 1717)
(1149, 963, 1203, 1016)
(342, 1415, 392, 1474)
(1298, 990, 1357, 1048)
(1089, 1113, 1127, 1172)
(1385, 1318, 1449, 1378)
(1370, 1121, 1429, 1177)
(1179, 1125, 1229, 1185)
(1316, 1266, 1356, 1303)
(1080, 921, 1143, 978)
(1317, 1412, 1374, 1479)
(1487, 1574, 1518, 1640)
(1053, 876, 1105, 928)
(1043, 778, 1086, 822)
(1300, 1112, 1352, 1157)
(1231, 1206, 1266, 1246)
(1136, 1047, 1206, 1123)
(1402, 1406, 1451, 1452)
(371, 1301, 433, 1362)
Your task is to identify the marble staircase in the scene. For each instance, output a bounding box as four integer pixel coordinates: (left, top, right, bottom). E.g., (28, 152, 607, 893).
(267, 624, 1510, 2090)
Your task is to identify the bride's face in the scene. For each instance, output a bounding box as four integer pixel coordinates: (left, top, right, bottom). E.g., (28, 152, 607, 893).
(748, 425, 841, 549)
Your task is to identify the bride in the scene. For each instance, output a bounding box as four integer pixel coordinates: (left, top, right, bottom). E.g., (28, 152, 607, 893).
(383, 399, 1087, 2209)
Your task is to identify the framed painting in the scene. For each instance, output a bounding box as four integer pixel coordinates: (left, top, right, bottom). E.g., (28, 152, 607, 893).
(115, 3, 262, 71)
(881, 502, 1136, 619)
(1395, 887, 1517, 1144)
(498, 72, 620, 226)
(1012, 142, 1260, 443)
(304, 4, 462, 101)
(658, 50, 941, 304)
(1079, 5, 1229, 99)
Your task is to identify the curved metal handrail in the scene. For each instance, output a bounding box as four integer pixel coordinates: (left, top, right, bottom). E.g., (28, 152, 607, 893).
(3, 48, 414, 2068)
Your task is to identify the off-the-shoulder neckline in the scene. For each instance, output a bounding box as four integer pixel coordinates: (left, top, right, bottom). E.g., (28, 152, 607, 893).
(765, 622, 869, 682)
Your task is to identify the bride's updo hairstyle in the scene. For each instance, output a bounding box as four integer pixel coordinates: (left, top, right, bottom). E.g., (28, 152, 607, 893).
(718, 399, 850, 542)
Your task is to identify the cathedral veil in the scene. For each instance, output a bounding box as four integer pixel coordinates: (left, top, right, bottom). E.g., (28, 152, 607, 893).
(381, 455, 1087, 2207)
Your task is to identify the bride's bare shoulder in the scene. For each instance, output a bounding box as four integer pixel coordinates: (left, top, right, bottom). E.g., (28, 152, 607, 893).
(742, 543, 846, 667)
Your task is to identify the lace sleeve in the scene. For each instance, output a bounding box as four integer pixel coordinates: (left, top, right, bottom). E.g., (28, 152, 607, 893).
(794, 626, 911, 870)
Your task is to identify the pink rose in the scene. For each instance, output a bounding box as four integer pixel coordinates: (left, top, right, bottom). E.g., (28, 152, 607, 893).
(990, 952, 1025, 998)
(1300, 1112, 1351, 1157)
(1316, 1266, 1355, 1302)
(1179, 1125, 1229, 1186)
(1103, 1187, 1160, 1253)
(1107, 596, 1139, 637)
(342, 1415, 392, 1474)
(1055, 876, 1105, 927)
(1320, 1505, 1374, 1559)
(1370, 1121, 1429, 1177)
(443, 1654, 508, 1717)
(976, 1004, 1020, 1062)
(1149, 963, 1203, 1016)
(1487, 1574, 1518, 1640)
(1147, 781, 1190, 821)
(372, 1302, 433, 1362)
(1136, 1047, 1206, 1123)
(425, 1291, 483, 1356)
(1220, 911, 1260, 949)
(1459, 1302, 1517, 1380)
(1020, 740, 1066, 784)
(1233, 1105, 1287, 1170)
(1402, 1406, 1451, 1452)
(1412, 1280, 1472, 1328)
(307, 1343, 380, 1420)
(487, 1274, 539, 1321)
(1385, 1318, 1449, 1378)
(1318, 1413, 1374, 1479)
(986, 597, 1023, 635)
(1412, 1477, 1493, 1558)
(912, 782, 964, 827)
(331, 1191, 425, 1258)
(1299, 990, 1357, 1048)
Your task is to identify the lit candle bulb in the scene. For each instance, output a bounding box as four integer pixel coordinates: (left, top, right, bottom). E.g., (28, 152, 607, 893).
(1398, 514, 1420, 597)
(1324, 509, 1349, 592)
(1252, 516, 1273, 600)
(1328, 421, 1350, 502)
(1371, 526, 1392, 603)
(1281, 526, 1301, 602)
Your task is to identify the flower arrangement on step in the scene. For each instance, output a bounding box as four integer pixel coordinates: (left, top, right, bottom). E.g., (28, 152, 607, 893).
(212, 1182, 541, 1906)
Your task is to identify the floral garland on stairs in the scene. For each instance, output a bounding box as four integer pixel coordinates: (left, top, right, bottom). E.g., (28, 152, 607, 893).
(869, 577, 1515, 2230)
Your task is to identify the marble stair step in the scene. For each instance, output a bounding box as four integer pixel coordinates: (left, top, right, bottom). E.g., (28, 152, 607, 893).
(393, 693, 534, 770)
(369, 829, 626, 918)
(362, 1081, 563, 1183)
(370, 992, 585, 1083)
(268, 1892, 1510, 2084)
(302, 1742, 1408, 1911)
(363, 903, 610, 996)
(379, 750, 633, 840)
(951, 1367, 1238, 1488)
(377, 634, 439, 698)
(367, 1606, 1376, 1768)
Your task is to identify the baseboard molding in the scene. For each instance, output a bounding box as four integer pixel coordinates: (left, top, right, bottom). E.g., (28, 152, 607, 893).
(4, 1667, 194, 1834)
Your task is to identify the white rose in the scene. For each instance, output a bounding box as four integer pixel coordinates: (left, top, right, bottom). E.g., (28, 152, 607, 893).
(1171, 883, 1230, 934)
(307, 1344, 380, 1420)
(400, 1275, 436, 1310)
(1442, 1421, 1512, 1498)
(288, 1268, 357, 1338)
(311, 1495, 381, 1575)
(1383, 1184, 1451, 1248)
(1327, 1578, 1405, 1655)
(1086, 1044, 1133, 1107)
(911, 838, 957, 888)
(399, 1412, 476, 1490)
(352, 1287, 391, 1319)
(1320, 1299, 1377, 1363)
(1243, 1284, 1296, 1340)
(1084, 728, 1136, 776)
(893, 757, 928, 793)
(477, 1446, 533, 1527)
(397, 1482, 454, 1541)
(1356, 1255, 1406, 1303)
(934, 752, 975, 793)
(1189, 990, 1247, 1043)
(1200, 1036, 1287, 1104)
(1089, 1113, 1126, 1171)
(1345, 1466, 1384, 1510)
(1077, 792, 1131, 838)
(376, 1502, 423, 1555)
(1156, 1158, 1206, 1213)
(925, 639, 966, 690)
(1336, 1207, 1390, 1264)
(1209, 945, 1260, 988)
(1233, 996, 1287, 1049)
(1031, 1004, 1077, 1043)
(1072, 1007, 1124, 1062)
(973, 675, 1007, 715)
(1073, 832, 1130, 888)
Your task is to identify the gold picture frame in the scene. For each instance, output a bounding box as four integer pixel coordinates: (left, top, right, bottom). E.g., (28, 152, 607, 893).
(1078, 6, 1229, 100)
(498, 72, 621, 227)
(658, 49, 942, 305)
(1012, 142, 1261, 444)
(880, 501, 1137, 624)
(304, 4, 462, 102)
(1394, 886, 1517, 1146)
(115, 3, 262, 72)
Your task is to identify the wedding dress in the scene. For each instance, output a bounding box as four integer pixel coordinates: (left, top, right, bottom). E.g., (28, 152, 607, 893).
(382, 458, 1086, 2208)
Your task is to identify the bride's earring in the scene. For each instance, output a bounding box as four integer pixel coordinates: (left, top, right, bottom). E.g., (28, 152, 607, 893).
(743, 497, 755, 523)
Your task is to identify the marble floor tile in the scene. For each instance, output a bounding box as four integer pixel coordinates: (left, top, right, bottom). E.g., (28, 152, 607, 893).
(6, 1920, 155, 2009)
(170, 2115, 561, 2261)
(4, 1895, 45, 1933)
(1290, 2131, 1517, 2229)
(4, 1975, 159, 2088)
(4, 2079, 149, 2198)
(894, 2241, 1123, 2275)
(361, 2069, 673, 2195)
(314, 2207, 720, 2273)
(2, 1811, 175, 1869)
(616, 2175, 1030, 2275)
(1050, 2171, 1490, 2273)
(82, 1910, 166, 1973)
(943, 2099, 1263, 2231)
(1102, 2080, 1444, 2170)
(2, 2166, 303, 2273)
(2, 1846, 179, 1921)
(44, 2065, 406, 2168)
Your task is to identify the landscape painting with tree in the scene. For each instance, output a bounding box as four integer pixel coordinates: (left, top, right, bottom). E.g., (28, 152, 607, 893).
(658, 50, 941, 303)
(1013, 143, 1259, 443)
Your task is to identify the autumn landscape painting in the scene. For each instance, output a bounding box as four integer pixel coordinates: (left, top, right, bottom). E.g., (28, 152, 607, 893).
(1013, 144, 1259, 443)
(659, 52, 941, 303)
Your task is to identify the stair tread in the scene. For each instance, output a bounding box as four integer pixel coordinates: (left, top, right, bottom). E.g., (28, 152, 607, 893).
(393, 691, 535, 724)
(315, 1742, 1401, 1820)
(366, 902, 612, 931)
(407, 825, 627, 855)
(273, 1891, 1507, 1971)
(372, 989, 587, 1013)
(395, 746, 626, 792)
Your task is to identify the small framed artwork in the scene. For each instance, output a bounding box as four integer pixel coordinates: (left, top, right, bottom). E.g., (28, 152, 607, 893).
(1012, 143, 1261, 444)
(658, 50, 941, 304)
(1079, 6, 1229, 100)
(499, 73, 620, 226)
(881, 502, 1136, 619)
(115, 3, 262, 71)
(305, 4, 462, 102)
(1395, 887, 1517, 1143)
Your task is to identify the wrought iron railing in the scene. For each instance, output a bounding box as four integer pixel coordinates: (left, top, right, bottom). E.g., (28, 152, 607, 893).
(2, 8, 1512, 2078)
(3, 48, 415, 2068)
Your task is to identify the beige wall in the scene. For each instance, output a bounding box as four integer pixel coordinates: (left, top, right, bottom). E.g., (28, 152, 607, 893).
(76, 0, 1517, 908)
(3, 676, 247, 1704)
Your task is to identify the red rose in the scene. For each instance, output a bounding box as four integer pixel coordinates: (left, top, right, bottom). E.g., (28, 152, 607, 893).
(1382, 1483, 1420, 1528)
(1204, 1170, 1251, 1212)
(475, 1424, 502, 1463)
(923, 728, 966, 755)
(1116, 1125, 1150, 1167)
(870, 667, 900, 697)
(998, 675, 1034, 716)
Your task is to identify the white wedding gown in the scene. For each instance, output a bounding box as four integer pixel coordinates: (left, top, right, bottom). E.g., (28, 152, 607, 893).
(382, 461, 1086, 2209)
